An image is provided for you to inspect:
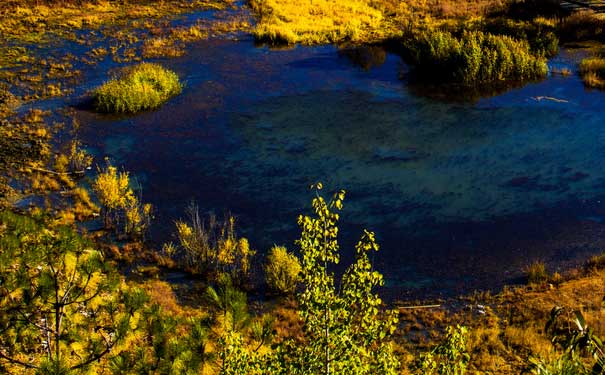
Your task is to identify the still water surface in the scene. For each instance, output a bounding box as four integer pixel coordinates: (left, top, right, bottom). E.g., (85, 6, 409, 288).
(75, 36, 605, 299)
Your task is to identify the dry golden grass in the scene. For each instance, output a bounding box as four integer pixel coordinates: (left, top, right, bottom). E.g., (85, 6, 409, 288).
(395, 269, 605, 374)
(250, 0, 400, 44)
(249, 0, 521, 45)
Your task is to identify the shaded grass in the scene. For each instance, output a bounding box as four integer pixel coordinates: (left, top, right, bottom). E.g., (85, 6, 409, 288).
(93, 62, 182, 113)
(474, 17, 559, 57)
(558, 10, 605, 43)
(579, 57, 605, 89)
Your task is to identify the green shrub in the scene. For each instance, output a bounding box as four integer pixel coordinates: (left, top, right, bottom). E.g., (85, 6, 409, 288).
(579, 57, 605, 89)
(404, 30, 548, 85)
(264, 245, 301, 294)
(93, 62, 182, 113)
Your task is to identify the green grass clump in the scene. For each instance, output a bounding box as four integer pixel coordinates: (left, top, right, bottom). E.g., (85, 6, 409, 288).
(404, 30, 548, 85)
(579, 57, 605, 89)
(93, 63, 182, 113)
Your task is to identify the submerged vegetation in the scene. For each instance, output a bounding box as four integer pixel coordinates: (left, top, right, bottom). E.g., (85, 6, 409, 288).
(93, 63, 182, 113)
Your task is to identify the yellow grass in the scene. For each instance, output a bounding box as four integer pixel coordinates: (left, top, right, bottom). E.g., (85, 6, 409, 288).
(250, 0, 400, 45)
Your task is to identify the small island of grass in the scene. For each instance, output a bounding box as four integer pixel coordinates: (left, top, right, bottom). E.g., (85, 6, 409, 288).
(93, 62, 182, 114)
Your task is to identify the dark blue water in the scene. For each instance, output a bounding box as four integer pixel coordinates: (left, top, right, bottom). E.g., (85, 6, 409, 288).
(73, 36, 605, 299)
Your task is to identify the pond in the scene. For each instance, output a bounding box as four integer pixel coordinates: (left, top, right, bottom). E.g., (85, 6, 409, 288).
(72, 33, 605, 299)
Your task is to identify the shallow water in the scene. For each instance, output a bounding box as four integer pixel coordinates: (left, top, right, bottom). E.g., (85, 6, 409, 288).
(73, 36, 605, 299)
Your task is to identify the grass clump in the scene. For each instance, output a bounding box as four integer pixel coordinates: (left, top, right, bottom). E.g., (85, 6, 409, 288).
(404, 29, 548, 85)
(249, 0, 398, 45)
(586, 252, 605, 272)
(93, 62, 182, 113)
(579, 57, 605, 89)
(525, 261, 548, 284)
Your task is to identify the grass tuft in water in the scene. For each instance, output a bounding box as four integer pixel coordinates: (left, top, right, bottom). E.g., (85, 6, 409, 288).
(404, 30, 548, 85)
(93, 62, 182, 113)
(579, 57, 605, 89)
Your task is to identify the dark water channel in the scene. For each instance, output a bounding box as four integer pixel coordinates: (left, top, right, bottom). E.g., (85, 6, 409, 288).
(71, 34, 605, 299)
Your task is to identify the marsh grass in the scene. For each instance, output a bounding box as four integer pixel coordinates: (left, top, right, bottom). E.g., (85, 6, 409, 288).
(476, 17, 558, 57)
(404, 29, 548, 85)
(93, 62, 182, 113)
(142, 37, 185, 58)
(579, 57, 605, 89)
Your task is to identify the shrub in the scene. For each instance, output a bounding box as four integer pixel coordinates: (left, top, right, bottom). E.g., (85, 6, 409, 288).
(93, 62, 182, 113)
(404, 30, 548, 85)
(93, 160, 151, 237)
(169, 202, 255, 283)
(579, 57, 605, 89)
(265, 245, 301, 294)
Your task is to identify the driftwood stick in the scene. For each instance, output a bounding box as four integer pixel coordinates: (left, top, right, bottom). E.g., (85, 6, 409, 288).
(28, 167, 85, 176)
(398, 304, 441, 310)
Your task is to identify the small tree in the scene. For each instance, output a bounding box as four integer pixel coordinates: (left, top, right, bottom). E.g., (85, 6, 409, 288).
(272, 184, 400, 374)
(0, 212, 144, 374)
(206, 275, 273, 375)
(265, 245, 301, 294)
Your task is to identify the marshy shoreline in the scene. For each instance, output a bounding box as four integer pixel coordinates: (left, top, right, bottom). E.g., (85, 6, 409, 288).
(2, 0, 605, 373)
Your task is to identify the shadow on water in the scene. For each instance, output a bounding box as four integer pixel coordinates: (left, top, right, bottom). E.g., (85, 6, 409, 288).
(72, 37, 605, 299)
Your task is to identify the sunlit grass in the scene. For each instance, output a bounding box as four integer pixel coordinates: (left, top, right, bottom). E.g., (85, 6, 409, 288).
(93, 62, 182, 113)
(250, 0, 400, 45)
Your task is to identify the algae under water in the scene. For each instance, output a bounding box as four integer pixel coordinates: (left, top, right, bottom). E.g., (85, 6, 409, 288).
(69, 37, 605, 298)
